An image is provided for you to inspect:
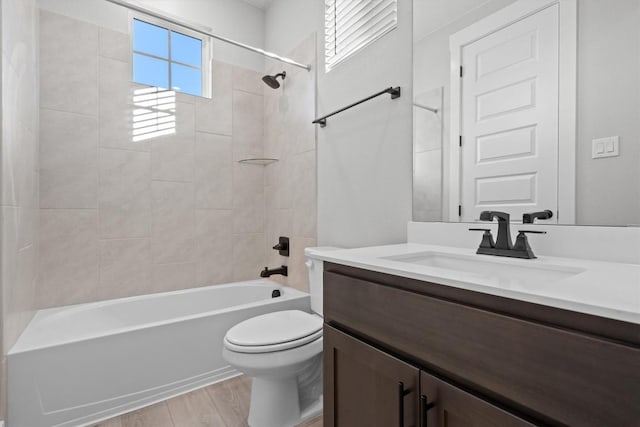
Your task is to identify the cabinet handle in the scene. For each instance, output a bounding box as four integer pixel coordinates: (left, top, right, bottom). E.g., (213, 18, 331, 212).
(398, 382, 411, 427)
(420, 395, 436, 427)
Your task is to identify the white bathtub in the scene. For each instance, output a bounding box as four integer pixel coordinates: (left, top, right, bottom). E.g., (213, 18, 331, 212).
(8, 280, 310, 427)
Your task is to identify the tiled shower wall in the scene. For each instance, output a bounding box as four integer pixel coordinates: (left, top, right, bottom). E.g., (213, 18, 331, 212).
(0, 0, 39, 416)
(37, 10, 269, 308)
(264, 35, 317, 292)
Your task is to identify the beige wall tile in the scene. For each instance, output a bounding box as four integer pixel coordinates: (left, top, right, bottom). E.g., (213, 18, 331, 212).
(151, 181, 195, 264)
(195, 133, 233, 209)
(292, 150, 316, 238)
(266, 207, 292, 267)
(40, 109, 98, 209)
(233, 65, 264, 95)
(151, 102, 195, 182)
(152, 262, 196, 293)
(288, 237, 316, 292)
(38, 209, 98, 308)
(98, 238, 152, 300)
(39, 10, 98, 115)
(99, 148, 151, 238)
(99, 58, 148, 152)
(99, 27, 129, 62)
(195, 61, 233, 136)
(195, 210, 233, 286)
(233, 233, 266, 281)
(272, 157, 293, 209)
(232, 90, 264, 160)
(233, 162, 265, 233)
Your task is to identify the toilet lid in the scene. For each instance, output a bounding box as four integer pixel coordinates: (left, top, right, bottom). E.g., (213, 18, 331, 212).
(225, 310, 322, 352)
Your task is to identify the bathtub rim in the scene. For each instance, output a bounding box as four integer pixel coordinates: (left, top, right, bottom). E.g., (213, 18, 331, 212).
(9, 280, 309, 355)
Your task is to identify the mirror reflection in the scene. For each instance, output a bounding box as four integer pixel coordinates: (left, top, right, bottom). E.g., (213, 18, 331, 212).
(413, 0, 640, 226)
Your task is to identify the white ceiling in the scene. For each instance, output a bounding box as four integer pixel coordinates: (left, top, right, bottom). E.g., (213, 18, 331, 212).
(239, 0, 274, 10)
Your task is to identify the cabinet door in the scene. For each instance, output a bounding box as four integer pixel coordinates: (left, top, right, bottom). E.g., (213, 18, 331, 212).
(420, 372, 536, 427)
(324, 325, 420, 427)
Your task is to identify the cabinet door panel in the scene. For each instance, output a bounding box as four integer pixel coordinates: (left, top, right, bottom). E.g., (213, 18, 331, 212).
(324, 325, 420, 427)
(420, 372, 535, 427)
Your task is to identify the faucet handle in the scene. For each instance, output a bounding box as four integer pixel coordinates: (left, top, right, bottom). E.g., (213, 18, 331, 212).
(469, 228, 495, 249)
(522, 210, 553, 224)
(513, 230, 547, 258)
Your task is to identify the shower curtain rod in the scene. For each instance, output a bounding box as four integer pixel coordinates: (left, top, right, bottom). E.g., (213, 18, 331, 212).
(104, 0, 311, 71)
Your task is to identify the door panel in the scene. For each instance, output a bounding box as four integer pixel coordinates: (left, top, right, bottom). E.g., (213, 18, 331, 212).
(460, 4, 559, 222)
(324, 325, 420, 427)
(420, 372, 535, 427)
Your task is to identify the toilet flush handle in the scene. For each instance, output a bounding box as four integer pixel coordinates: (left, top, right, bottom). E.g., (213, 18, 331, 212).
(305, 261, 313, 269)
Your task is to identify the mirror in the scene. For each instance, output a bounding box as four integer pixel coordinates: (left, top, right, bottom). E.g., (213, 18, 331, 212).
(413, 0, 640, 226)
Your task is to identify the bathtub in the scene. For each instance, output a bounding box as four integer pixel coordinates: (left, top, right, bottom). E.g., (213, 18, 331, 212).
(8, 280, 310, 427)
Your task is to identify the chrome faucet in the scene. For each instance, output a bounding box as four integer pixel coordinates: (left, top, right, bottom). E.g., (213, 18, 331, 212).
(471, 211, 546, 259)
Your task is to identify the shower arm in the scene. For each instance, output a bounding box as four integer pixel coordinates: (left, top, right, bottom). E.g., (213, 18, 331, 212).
(103, 0, 311, 71)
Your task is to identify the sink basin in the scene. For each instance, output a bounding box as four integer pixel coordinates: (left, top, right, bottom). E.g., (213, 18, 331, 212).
(381, 251, 585, 290)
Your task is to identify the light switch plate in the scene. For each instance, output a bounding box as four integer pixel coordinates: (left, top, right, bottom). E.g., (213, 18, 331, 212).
(592, 136, 619, 159)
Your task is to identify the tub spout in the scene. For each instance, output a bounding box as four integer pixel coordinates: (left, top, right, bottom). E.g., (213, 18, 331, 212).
(260, 265, 288, 277)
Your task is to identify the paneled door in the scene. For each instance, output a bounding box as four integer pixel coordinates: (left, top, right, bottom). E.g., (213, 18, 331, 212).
(459, 4, 559, 223)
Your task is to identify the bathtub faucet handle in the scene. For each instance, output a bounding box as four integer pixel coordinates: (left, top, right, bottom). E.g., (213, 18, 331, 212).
(272, 236, 290, 257)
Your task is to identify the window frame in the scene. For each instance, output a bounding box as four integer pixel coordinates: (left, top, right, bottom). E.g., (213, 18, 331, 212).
(129, 11, 213, 99)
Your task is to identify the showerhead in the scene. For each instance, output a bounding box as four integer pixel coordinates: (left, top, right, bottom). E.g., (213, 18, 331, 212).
(262, 71, 286, 89)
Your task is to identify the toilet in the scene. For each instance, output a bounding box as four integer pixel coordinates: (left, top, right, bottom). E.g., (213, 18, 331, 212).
(222, 247, 339, 427)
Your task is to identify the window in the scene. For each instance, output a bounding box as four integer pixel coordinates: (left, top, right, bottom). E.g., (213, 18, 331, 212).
(324, 0, 398, 72)
(132, 17, 211, 98)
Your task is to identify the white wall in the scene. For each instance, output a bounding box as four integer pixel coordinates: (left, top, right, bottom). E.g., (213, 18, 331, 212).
(265, 0, 412, 247)
(37, 0, 266, 71)
(576, 0, 640, 225)
(267, 0, 414, 248)
(317, 0, 413, 248)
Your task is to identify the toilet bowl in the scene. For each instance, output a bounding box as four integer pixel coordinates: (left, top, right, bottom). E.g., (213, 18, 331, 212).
(222, 247, 340, 427)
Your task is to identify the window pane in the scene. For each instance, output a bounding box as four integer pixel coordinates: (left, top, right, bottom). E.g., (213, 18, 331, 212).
(133, 19, 169, 58)
(133, 54, 169, 89)
(171, 31, 202, 67)
(171, 63, 202, 96)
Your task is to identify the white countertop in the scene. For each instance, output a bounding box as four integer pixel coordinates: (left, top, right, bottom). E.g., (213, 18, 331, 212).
(310, 243, 640, 325)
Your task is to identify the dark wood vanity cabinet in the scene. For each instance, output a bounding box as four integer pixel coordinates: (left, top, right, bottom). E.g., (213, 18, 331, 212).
(324, 325, 534, 427)
(322, 263, 640, 427)
(323, 325, 419, 427)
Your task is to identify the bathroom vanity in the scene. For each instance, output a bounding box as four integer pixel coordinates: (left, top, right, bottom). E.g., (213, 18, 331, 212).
(319, 244, 640, 427)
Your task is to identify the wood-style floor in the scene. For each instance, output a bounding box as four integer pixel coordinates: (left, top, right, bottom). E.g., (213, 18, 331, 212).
(94, 376, 322, 427)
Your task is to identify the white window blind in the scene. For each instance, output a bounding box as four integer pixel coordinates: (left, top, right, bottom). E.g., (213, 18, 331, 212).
(325, 0, 398, 72)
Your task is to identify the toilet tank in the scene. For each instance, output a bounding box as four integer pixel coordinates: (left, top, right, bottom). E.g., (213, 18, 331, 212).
(304, 247, 341, 316)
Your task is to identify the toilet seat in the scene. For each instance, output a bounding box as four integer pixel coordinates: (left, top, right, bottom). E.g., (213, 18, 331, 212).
(224, 310, 322, 354)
